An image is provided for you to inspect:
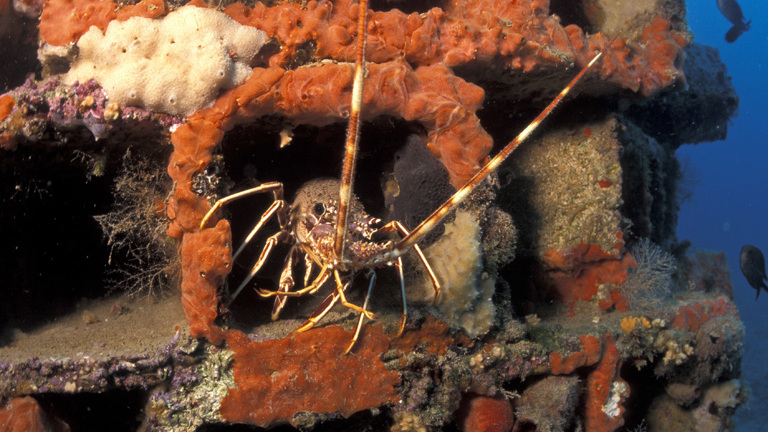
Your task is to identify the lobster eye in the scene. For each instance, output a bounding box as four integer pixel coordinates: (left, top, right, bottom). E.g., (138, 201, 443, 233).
(312, 202, 326, 216)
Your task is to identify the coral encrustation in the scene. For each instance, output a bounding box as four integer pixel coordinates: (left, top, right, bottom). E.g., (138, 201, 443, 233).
(0, 76, 181, 149)
(219, 326, 399, 427)
(543, 242, 636, 314)
(548, 333, 627, 431)
(36, 0, 687, 187)
(17, 0, 690, 343)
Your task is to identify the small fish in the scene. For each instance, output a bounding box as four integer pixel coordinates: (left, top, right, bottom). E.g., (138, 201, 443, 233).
(740, 245, 768, 299)
(717, 0, 751, 42)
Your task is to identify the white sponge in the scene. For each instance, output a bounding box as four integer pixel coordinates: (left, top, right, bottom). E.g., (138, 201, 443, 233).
(411, 209, 497, 337)
(64, 5, 268, 116)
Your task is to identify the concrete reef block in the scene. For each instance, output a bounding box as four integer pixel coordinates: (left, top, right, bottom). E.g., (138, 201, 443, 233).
(624, 43, 739, 147)
(648, 379, 746, 432)
(513, 376, 581, 432)
(682, 248, 735, 298)
(619, 119, 680, 247)
(501, 114, 625, 256)
(498, 110, 690, 260)
(580, 0, 687, 39)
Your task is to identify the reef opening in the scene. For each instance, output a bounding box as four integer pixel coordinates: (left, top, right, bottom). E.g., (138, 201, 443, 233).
(36, 389, 146, 432)
(0, 13, 39, 93)
(368, 0, 440, 14)
(0, 120, 176, 332)
(0, 142, 112, 330)
(619, 359, 666, 430)
(214, 115, 429, 330)
(549, 0, 595, 33)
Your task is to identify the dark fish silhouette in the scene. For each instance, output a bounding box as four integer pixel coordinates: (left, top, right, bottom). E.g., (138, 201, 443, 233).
(717, 0, 751, 42)
(740, 245, 768, 299)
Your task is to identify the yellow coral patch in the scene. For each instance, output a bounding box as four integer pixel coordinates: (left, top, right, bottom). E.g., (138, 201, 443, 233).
(620, 316, 651, 333)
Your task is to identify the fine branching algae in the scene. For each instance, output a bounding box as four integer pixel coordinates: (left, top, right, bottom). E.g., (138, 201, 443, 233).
(622, 238, 676, 309)
(94, 150, 178, 297)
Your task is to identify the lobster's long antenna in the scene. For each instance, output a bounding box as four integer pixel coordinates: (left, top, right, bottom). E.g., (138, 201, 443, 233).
(334, 0, 368, 259)
(394, 35, 620, 253)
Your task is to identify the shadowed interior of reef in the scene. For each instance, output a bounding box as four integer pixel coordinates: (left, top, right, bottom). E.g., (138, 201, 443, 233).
(0, 141, 170, 333)
(0, 143, 111, 331)
(36, 390, 145, 432)
(216, 116, 446, 327)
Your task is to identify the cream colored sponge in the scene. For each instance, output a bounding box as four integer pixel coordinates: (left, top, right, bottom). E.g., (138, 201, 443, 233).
(411, 210, 496, 337)
(64, 5, 268, 116)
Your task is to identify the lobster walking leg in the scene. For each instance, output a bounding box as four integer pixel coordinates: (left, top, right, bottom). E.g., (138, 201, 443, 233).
(200, 181, 286, 230)
(379, 220, 441, 304)
(295, 274, 352, 333)
(271, 245, 300, 320)
(232, 199, 286, 261)
(229, 230, 289, 303)
(258, 264, 331, 298)
(333, 270, 376, 320)
(346, 270, 377, 354)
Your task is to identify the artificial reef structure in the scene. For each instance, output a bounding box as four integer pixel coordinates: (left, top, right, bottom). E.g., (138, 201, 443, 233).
(0, 0, 744, 431)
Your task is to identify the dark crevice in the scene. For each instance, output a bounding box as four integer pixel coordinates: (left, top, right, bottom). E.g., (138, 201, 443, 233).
(37, 390, 146, 432)
(368, 0, 441, 14)
(549, 0, 594, 33)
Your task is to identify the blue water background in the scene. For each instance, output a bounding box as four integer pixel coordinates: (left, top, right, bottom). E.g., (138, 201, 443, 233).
(681, 1, 767, 428)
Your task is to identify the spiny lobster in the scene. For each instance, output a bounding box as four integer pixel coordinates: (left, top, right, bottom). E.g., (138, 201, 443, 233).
(200, 0, 616, 353)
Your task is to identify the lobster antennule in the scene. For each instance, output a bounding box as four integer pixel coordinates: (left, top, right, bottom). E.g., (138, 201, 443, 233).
(393, 34, 621, 254)
(334, 0, 369, 260)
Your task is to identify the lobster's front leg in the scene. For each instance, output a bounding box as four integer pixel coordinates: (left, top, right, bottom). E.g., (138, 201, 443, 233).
(232, 198, 286, 261)
(295, 271, 351, 333)
(346, 270, 377, 355)
(378, 221, 441, 304)
(271, 245, 300, 320)
(333, 269, 376, 320)
(199, 181, 286, 230)
(257, 264, 331, 298)
(229, 230, 289, 303)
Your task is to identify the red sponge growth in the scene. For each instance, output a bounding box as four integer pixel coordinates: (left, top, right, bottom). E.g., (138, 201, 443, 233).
(584, 334, 627, 432)
(550, 333, 628, 431)
(39, 0, 167, 46)
(0, 95, 14, 122)
(166, 68, 285, 340)
(672, 296, 737, 332)
(178, 219, 231, 344)
(0, 397, 70, 432)
(39, 0, 116, 46)
(389, 314, 470, 357)
(542, 243, 635, 314)
(0, 94, 14, 150)
(114, 0, 165, 20)
(549, 334, 602, 375)
(220, 326, 399, 428)
(456, 393, 515, 432)
(227, 61, 491, 188)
